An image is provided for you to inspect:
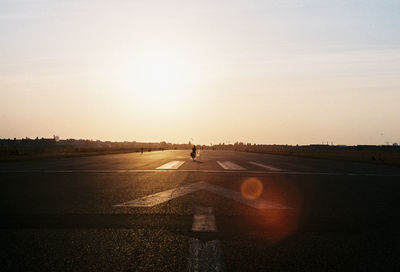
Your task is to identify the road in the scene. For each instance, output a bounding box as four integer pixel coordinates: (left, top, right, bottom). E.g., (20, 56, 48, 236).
(1, 150, 399, 271)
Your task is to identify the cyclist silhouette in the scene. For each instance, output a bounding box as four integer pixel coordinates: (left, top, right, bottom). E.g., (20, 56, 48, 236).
(190, 145, 197, 160)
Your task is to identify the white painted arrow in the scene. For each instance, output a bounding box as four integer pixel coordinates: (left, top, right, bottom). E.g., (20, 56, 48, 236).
(114, 181, 291, 209)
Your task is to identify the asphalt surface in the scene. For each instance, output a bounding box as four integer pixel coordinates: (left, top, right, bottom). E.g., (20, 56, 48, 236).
(0, 150, 399, 271)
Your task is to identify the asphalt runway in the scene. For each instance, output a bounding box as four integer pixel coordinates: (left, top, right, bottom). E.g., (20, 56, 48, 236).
(1, 150, 399, 271)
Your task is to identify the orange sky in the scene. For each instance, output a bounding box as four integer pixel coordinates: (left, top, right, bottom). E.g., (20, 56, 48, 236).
(1, 1, 399, 145)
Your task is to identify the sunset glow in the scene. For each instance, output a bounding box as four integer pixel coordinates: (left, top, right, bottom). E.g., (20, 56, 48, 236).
(111, 46, 196, 104)
(1, 1, 399, 144)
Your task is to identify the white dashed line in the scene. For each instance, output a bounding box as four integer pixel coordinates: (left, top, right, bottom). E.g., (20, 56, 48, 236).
(216, 161, 246, 170)
(248, 161, 282, 171)
(192, 206, 217, 232)
(188, 206, 225, 272)
(156, 160, 185, 170)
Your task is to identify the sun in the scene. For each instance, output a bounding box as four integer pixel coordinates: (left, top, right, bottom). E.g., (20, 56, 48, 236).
(112, 46, 195, 104)
(138, 60, 183, 93)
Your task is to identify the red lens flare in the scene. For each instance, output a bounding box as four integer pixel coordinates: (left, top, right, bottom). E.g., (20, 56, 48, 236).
(241, 178, 263, 200)
(240, 176, 302, 243)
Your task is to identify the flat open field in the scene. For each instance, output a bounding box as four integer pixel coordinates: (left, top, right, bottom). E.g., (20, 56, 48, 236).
(250, 150, 400, 167)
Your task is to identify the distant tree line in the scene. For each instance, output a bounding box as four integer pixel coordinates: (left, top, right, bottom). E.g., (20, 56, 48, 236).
(1, 137, 398, 157)
(206, 142, 400, 152)
(0, 137, 199, 156)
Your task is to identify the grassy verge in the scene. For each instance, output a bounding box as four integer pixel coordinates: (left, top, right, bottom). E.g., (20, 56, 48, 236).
(0, 150, 146, 162)
(247, 150, 400, 167)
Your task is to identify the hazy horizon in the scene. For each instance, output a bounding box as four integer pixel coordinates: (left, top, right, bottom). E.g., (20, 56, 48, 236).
(1, 135, 398, 147)
(1, 0, 399, 145)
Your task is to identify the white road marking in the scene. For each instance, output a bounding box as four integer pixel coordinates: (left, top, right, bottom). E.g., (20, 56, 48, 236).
(4, 170, 399, 177)
(249, 161, 282, 171)
(113, 182, 200, 207)
(188, 206, 226, 272)
(156, 160, 185, 170)
(114, 181, 291, 209)
(216, 161, 246, 170)
(192, 206, 217, 232)
(197, 181, 290, 209)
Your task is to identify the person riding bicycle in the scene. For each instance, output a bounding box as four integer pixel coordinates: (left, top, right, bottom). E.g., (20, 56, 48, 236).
(191, 145, 197, 160)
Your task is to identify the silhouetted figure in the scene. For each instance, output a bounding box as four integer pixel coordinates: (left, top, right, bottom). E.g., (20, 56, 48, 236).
(141, 147, 143, 154)
(190, 145, 197, 160)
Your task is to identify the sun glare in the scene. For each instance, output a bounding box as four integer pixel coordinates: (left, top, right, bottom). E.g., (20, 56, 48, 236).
(112, 46, 195, 106)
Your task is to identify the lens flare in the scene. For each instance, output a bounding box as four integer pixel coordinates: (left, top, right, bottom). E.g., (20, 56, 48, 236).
(241, 177, 302, 243)
(241, 178, 263, 200)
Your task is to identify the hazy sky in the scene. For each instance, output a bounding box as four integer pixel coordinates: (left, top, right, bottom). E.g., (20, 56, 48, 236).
(1, 0, 399, 145)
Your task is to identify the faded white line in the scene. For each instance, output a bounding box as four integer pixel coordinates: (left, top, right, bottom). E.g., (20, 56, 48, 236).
(156, 160, 185, 170)
(196, 181, 290, 210)
(3, 169, 400, 177)
(249, 161, 282, 171)
(217, 161, 246, 170)
(114, 181, 291, 209)
(188, 206, 225, 272)
(192, 206, 216, 232)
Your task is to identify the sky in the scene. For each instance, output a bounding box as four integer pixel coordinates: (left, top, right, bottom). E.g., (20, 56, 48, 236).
(1, 0, 399, 145)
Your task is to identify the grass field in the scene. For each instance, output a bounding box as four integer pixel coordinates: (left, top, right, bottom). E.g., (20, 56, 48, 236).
(251, 150, 400, 167)
(1, 148, 399, 167)
(0, 150, 146, 162)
